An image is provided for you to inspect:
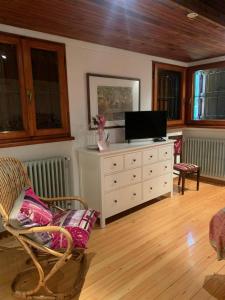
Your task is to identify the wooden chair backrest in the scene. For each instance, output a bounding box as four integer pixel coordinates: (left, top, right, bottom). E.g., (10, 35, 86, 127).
(174, 138, 183, 164)
(0, 157, 31, 222)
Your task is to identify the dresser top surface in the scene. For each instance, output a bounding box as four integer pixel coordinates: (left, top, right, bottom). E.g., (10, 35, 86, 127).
(78, 140, 174, 156)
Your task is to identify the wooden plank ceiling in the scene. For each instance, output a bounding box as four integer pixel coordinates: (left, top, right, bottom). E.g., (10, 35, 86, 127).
(0, 0, 225, 62)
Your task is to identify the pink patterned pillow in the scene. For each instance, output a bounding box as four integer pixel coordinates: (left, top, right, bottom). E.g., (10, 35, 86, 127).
(50, 209, 99, 249)
(9, 187, 53, 228)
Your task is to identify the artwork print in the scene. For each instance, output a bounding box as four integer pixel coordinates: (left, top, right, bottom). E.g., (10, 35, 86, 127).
(87, 74, 140, 129)
(97, 86, 133, 122)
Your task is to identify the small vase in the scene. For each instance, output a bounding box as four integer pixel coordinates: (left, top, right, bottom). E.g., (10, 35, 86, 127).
(97, 127, 105, 142)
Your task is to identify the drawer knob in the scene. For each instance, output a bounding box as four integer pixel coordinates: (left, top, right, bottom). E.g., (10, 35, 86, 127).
(150, 170, 153, 173)
(165, 152, 168, 155)
(114, 180, 117, 184)
(133, 174, 136, 178)
(165, 166, 167, 169)
(150, 155, 153, 158)
(164, 181, 167, 184)
(113, 163, 117, 166)
(114, 199, 118, 203)
(133, 159, 136, 162)
(150, 187, 153, 190)
(133, 193, 136, 196)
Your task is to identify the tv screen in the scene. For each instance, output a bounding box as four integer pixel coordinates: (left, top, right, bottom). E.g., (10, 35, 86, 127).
(125, 111, 167, 141)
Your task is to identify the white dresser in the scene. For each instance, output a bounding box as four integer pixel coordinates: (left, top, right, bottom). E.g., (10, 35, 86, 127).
(78, 141, 174, 227)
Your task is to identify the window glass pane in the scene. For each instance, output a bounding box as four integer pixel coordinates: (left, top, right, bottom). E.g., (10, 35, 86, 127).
(157, 69, 181, 120)
(31, 48, 62, 129)
(0, 43, 23, 131)
(193, 68, 225, 120)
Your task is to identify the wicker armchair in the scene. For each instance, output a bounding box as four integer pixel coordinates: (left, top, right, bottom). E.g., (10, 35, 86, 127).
(0, 157, 88, 300)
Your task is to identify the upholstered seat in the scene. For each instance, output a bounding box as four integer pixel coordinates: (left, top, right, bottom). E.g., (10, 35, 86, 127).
(174, 163, 199, 172)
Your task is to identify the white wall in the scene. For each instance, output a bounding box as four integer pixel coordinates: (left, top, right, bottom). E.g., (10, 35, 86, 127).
(0, 24, 188, 199)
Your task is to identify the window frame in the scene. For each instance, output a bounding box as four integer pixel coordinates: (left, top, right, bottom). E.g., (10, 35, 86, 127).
(22, 38, 71, 137)
(152, 62, 186, 127)
(187, 60, 225, 127)
(0, 34, 30, 140)
(0, 32, 73, 148)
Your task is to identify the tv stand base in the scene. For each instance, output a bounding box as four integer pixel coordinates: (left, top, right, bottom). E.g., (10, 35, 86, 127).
(153, 137, 166, 142)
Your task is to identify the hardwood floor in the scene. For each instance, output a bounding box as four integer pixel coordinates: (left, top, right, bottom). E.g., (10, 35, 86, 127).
(1, 180, 225, 299)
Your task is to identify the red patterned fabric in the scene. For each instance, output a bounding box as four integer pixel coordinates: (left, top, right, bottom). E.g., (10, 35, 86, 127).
(50, 209, 99, 249)
(9, 187, 53, 245)
(9, 187, 53, 228)
(174, 139, 182, 155)
(174, 162, 199, 172)
(209, 208, 225, 260)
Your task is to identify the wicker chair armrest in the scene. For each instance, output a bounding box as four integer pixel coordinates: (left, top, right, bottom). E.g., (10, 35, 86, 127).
(40, 196, 88, 209)
(5, 224, 73, 256)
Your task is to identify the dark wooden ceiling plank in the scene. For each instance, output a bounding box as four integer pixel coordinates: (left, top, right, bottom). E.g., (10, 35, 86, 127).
(170, 0, 225, 28)
(0, 0, 224, 61)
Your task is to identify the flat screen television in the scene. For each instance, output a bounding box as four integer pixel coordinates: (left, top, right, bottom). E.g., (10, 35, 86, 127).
(125, 111, 167, 141)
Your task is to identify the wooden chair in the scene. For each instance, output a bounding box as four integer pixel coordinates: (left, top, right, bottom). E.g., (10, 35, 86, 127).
(173, 138, 200, 195)
(0, 157, 88, 300)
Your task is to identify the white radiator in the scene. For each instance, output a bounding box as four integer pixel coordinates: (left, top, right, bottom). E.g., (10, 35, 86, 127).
(24, 156, 71, 209)
(183, 137, 225, 179)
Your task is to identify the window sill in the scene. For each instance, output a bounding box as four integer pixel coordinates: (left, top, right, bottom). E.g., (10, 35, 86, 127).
(167, 123, 186, 128)
(0, 136, 75, 148)
(186, 121, 225, 129)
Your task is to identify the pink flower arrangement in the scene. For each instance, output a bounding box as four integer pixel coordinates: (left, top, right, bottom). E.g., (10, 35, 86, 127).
(92, 115, 106, 129)
(92, 115, 106, 142)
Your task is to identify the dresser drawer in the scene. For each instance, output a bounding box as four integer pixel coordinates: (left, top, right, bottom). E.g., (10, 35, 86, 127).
(104, 167, 141, 191)
(103, 155, 124, 174)
(124, 151, 142, 170)
(104, 189, 122, 217)
(143, 148, 158, 165)
(142, 163, 159, 180)
(158, 160, 172, 175)
(104, 173, 123, 191)
(143, 178, 158, 200)
(123, 167, 142, 186)
(158, 174, 171, 194)
(104, 183, 142, 218)
(143, 173, 171, 200)
(158, 145, 172, 161)
(124, 183, 142, 208)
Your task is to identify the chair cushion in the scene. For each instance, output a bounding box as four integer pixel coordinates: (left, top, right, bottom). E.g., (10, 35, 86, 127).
(174, 163, 199, 172)
(50, 209, 99, 249)
(9, 187, 53, 228)
(9, 187, 53, 245)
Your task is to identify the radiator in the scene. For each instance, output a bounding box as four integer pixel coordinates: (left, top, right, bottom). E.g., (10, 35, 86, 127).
(24, 156, 71, 209)
(183, 137, 225, 179)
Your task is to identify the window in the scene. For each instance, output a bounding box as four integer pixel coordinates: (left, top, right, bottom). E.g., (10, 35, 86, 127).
(0, 33, 72, 147)
(187, 61, 225, 127)
(153, 62, 186, 126)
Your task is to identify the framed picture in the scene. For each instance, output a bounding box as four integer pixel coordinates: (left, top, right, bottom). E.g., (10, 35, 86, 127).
(87, 73, 140, 129)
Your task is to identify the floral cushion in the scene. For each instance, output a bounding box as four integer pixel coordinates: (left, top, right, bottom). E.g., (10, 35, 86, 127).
(9, 187, 53, 244)
(174, 163, 199, 172)
(50, 209, 99, 249)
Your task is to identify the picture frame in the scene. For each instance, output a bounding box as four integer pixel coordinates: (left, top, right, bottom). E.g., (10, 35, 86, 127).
(87, 73, 141, 129)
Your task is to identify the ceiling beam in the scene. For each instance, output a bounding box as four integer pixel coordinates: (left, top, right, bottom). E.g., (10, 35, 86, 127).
(170, 0, 225, 28)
